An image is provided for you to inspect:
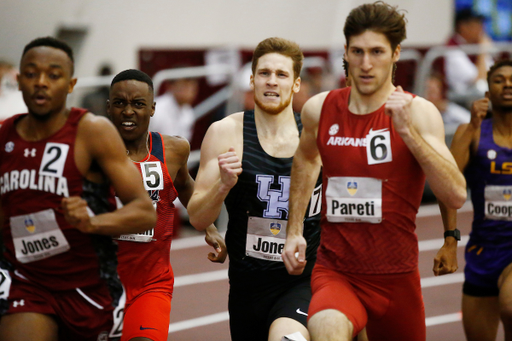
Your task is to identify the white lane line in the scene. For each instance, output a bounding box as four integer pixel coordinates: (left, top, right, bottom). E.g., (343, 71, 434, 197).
(425, 312, 462, 326)
(174, 270, 228, 287)
(172, 231, 227, 250)
(168, 311, 229, 333)
(417, 201, 472, 217)
(421, 273, 464, 288)
(418, 235, 468, 251)
(168, 310, 463, 333)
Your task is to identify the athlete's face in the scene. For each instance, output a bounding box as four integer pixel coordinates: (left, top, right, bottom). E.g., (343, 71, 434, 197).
(108, 80, 155, 142)
(345, 30, 400, 97)
(488, 65, 512, 112)
(251, 53, 300, 115)
(18, 46, 76, 120)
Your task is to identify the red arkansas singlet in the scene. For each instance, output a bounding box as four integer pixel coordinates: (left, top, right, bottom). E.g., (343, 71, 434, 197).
(116, 132, 177, 307)
(316, 87, 426, 274)
(0, 108, 117, 290)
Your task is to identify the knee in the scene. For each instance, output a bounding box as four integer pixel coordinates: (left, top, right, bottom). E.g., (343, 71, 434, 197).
(308, 309, 354, 341)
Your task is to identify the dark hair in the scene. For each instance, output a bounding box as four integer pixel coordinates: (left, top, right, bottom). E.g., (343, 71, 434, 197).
(487, 59, 512, 84)
(111, 69, 154, 91)
(251, 37, 304, 80)
(344, 1, 407, 52)
(22, 37, 74, 74)
(455, 8, 485, 28)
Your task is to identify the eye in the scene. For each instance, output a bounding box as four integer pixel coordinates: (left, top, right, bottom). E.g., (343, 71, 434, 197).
(24, 71, 36, 78)
(134, 102, 145, 108)
(49, 73, 61, 80)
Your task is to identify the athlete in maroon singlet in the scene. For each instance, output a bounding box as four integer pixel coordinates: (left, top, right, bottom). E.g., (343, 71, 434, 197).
(0, 37, 155, 341)
(282, 3, 467, 341)
(107, 69, 226, 341)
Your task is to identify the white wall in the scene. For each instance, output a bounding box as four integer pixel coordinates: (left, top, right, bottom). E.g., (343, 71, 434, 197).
(0, 0, 453, 77)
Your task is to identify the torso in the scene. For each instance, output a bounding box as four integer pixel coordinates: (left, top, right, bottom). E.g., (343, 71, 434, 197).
(466, 118, 512, 246)
(224, 110, 322, 275)
(0, 108, 118, 290)
(115, 132, 177, 305)
(316, 87, 425, 274)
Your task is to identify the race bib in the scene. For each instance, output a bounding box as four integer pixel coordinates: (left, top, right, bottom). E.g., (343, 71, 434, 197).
(0, 268, 11, 301)
(366, 128, 392, 165)
(10, 209, 70, 263)
(246, 216, 287, 262)
(325, 176, 382, 223)
(115, 229, 155, 243)
(485, 185, 512, 221)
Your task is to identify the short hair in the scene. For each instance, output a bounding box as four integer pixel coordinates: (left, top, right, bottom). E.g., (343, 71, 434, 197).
(22, 37, 74, 74)
(487, 59, 512, 84)
(455, 8, 485, 29)
(111, 69, 154, 92)
(251, 37, 304, 80)
(344, 1, 407, 52)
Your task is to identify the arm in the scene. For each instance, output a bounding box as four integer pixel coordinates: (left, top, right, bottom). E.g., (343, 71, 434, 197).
(434, 97, 487, 276)
(282, 93, 326, 275)
(63, 115, 156, 235)
(166, 135, 227, 263)
(187, 115, 242, 231)
(385, 87, 466, 209)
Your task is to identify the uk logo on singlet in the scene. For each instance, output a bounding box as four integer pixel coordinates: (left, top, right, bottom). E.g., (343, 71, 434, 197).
(256, 175, 290, 219)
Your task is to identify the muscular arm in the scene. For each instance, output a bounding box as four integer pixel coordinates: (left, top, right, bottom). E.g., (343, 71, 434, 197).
(63, 115, 156, 235)
(386, 88, 466, 209)
(282, 93, 325, 275)
(434, 98, 486, 276)
(187, 115, 242, 231)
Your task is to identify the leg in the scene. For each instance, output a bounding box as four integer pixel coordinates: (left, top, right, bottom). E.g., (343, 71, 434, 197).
(462, 294, 500, 341)
(269, 317, 309, 341)
(0, 312, 58, 341)
(309, 309, 353, 341)
(499, 262, 512, 341)
(120, 292, 171, 341)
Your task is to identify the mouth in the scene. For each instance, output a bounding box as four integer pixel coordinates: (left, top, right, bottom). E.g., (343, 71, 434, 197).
(264, 92, 279, 98)
(502, 90, 512, 100)
(359, 75, 374, 83)
(32, 93, 49, 106)
(120, 121, 137, 131)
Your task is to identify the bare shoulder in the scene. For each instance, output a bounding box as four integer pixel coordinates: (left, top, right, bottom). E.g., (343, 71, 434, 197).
(202, 111, 243, 152)
(410, 95, 444, 131)
(161, 134, 191, 163)
(302, 91, 330, 126)
(209, 111, 243, 135)
(77, 113, 121, 148)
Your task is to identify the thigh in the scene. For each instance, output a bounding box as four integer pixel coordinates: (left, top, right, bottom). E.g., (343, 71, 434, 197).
(309, 264, 367, 337)
(228, 284, 269, 341)
(364, 271, 425, 341)
(462, 294, 500, 341)
(0, 312, 58, 341)
(121, 291, 172, 341)
(268, 278, 311, 328)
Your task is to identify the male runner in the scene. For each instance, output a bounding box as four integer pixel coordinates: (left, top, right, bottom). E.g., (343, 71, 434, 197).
(0, 37, 156, 341)
(282, 3, 467, 341)
(107, 69, 226, 341)
(188, 37, 322, 341)
(441, 59, 512, 341)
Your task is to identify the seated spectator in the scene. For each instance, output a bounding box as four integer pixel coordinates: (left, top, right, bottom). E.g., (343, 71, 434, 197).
(80, 63, 112, 117)
(149, 76, 198, 142)
(445, 8, 494, 107)
(0, 60, 27, 123)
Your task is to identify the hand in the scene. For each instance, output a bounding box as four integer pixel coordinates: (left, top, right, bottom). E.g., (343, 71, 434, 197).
(205, 226, 227, 263)
(470, 95, 489, 130)
(384, 86, 414, 136)
(61, 197, 97, 233)
(282, 233, 307, 275)
(218, 147, 242, 190)
(433, 239, 458, 276)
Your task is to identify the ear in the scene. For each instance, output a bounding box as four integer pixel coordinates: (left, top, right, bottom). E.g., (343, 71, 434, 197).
(485, 91, 490, 99)
(249, 74, 254, 91)
(68, 78, 78, 94)
(392, 44, 401, 63)
(293, 76, 301, 94)
(151, 101, 156, 117)
(17, 73, 21, 91)
(106, 100, 111, 117)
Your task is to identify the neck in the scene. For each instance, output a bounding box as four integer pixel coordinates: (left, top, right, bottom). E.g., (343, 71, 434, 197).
(253, 105, 297, 137)
(125, 132, 150, 162)
(20, 107, 69, 141)
(492, 111, 512, 136)
(349, 81, 396, 115)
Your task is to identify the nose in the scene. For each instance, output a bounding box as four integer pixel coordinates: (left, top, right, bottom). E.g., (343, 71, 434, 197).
(361, 53, 372, 72)
(267, 73, 278, 87)
(35, 73, 48, 88)
(122, 104, 135, 116)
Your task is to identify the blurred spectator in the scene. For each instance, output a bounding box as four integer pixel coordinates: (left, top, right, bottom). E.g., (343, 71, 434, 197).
(149, 77, 198, 141)
(293, 71, 314, 113)
(81, 63, 112, 117)
(445, 8, 494, 107)
(0, 60, 27, 123)
(425, 73, 470, 126)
